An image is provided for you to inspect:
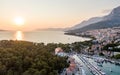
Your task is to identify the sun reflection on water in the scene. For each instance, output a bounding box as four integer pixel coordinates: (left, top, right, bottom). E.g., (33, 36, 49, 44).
(15, 31, 24, 40)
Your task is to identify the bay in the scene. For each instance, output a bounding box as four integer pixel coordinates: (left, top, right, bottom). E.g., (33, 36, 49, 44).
(0, 30, 90, 44)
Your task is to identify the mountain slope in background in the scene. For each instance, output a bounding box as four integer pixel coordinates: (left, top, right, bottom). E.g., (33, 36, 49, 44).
(0, 29, 7, 31)
(67, 6, 120, 33)
(70, 17, 103, 30)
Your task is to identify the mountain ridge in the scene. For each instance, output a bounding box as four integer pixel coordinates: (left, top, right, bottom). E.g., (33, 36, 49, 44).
(67, 6, 120, 33)
(69, 17, 103, 30)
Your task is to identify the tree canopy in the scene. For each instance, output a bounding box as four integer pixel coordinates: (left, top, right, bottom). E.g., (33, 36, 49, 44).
(0, 40, 69, 75)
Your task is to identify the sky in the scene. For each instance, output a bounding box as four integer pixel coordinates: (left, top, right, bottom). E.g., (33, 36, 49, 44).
(0, 0, 120, 31)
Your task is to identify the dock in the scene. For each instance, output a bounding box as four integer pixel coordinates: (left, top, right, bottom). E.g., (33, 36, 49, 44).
(78, 55, 106, 75)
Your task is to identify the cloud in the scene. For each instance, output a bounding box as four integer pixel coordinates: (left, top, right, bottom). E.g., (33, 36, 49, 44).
(102, 9, 112, 14)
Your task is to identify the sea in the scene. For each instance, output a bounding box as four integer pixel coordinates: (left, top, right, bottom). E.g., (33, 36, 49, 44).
(0, 30, 90, 44)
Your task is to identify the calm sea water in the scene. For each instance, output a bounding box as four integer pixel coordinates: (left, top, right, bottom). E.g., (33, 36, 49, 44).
(88, 57, 120, 75)
(0, 30, 90, 44)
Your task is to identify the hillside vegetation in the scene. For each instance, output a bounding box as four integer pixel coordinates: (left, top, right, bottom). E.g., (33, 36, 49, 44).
(0, 40, 69, 75)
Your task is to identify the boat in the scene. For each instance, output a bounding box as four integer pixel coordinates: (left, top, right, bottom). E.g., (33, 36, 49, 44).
(110, 68, 112, 72)
(97, 63, 103, 67)
(115, 62, 120, 65)
(81, 68, 86, 75)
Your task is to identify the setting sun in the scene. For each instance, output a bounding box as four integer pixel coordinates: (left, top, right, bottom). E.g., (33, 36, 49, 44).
(14, 17, 25, 26)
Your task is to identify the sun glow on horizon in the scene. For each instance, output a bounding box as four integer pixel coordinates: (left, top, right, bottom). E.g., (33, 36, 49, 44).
(14, 17, 25, 26)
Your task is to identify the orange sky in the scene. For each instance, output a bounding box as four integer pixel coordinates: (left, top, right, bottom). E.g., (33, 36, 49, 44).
(0, 0, 120, 31)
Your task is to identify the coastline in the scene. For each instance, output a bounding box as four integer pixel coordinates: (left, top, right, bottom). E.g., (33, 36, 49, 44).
(64, 32, 95, 40)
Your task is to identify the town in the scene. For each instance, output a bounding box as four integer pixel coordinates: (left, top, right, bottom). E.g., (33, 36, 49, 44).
(59, 27, 120, 75)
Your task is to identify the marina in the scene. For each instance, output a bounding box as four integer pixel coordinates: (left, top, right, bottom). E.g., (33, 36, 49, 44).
(61, 53, 120, 75)
(78, 55, 106, 75)
(79, 54, 120, 75)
